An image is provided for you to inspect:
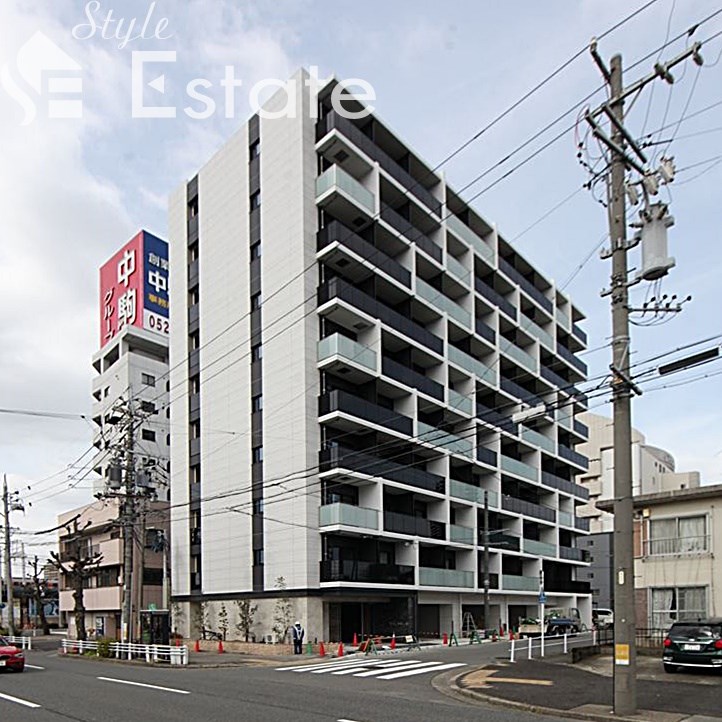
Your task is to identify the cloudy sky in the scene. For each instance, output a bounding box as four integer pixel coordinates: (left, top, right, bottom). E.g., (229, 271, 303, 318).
(1, 0, 721, 566)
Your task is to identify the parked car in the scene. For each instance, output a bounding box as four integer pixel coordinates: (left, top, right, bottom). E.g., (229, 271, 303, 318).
(0, 637, 25, 673)
(518, 607, 583, 637)
(592, 608, 614, 629)
(663, 619, 722, 673)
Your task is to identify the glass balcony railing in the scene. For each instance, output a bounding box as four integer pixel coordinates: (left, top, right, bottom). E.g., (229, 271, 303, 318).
(557, 510, 573, 527)
(523, 538, 557, 557)
(520, 426, 556, 455)
(448, 345, 497, 386)
(316, 165, 375, 215)
(417, 421, 473, 458)
(500, 455, 538, 482)
(449, 524, 475, 545)
(447, 214, 495, 265)
(502, 574, 539, 592)
(417, 278, 471, 328)
(560, 546, 589, 562)
(449, 480, 499, 508)
(500, 337, 537, 373)
(419, 567, 474, 588)
(520, 314, 554, 350)
(319, 503, 379, 530)
(556, 306, 571, 331)
(488, 532, 520, 551)
(556, 406, 573, 429)
(448, 388, 473, 416)
(317, 334, 377, 372)
(446, 254, 471, 285)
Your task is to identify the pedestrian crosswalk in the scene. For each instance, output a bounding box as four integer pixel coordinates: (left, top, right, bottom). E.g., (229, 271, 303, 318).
(276, 656, 466, 681)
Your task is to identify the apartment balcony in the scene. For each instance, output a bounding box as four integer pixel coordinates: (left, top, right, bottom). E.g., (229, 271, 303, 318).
(557, 510, 573, 527)
(318, 333, 377, 378)
(450, 480, 498, 508)
(448, 388, 473, 416)
(319, 444, 445, 494)
(545, 579, 591, 594)
(572, 322, 587, 345)
(449, 524, 475, 545)
(502, 574, 539, 592)
(477, 446, 498, 467)
(446, 254, 471, 286)
(558, 443, 589, 470)
(556, 342, 587, 375)
(187, 214, 199, 244)
(475, 277, 516, 320)
(498, 258, 553, 314)
(380, 204, 442, 262)
(448, 345, 497, 386)
(501, 495, 556, 523)
(319, 503, 378, 531)
(499, 377, 543, 407)
(97, 539, 122, 566)
(556, 305, 571, 332)
(320, 559, 415, 585)
(488, 532, 521, 552)
(475, 318, 496, 345)
(500, 337, 537, 374)
(319, 390, 413, 436)
(540, 364, 571, 392)
(318, 278, 443, 355)
(317, 220, 411, 288)
(476, 401, 515, 434)
(417, 278, 471, 328)
(575, 517, 590, 531)
(381, 356, 443, 401)
(60, 586, 122, 612)
(520, 426, 555, 455)
(559, 546, 590, 562)
(316, 110, 442, 216)
(383, 510, 445, 540)
(573, 419, 589, 438)
(417, 421, 473, 458)
(520, 314, 554, 350)
(523, 538, 557, 557)
(316, 164, 375, 217)
(419, 567, 474, 588)
(500, 455, 538, 483)
(446, 214, 495, 266)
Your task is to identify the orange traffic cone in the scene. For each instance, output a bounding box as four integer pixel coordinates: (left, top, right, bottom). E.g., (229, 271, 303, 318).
(319, 641, 326, 657)
(218, 639, 224, 654)
(391, 634, 396, 650)
(194, 639, 200, 653)
(352, 632, 358, 647)
(442, 632, 448, 645)
(509, 629, 514, 641)
(337, 641, 344, 657)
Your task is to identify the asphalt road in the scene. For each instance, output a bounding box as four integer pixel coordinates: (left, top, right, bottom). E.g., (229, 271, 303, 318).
(0, 643, 567, 722)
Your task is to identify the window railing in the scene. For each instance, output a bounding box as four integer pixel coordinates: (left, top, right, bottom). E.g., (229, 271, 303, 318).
(558, 443, 589, 469)
(643, 536, 709, 556)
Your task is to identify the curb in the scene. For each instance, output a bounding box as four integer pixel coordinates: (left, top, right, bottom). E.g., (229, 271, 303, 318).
(56, 652, 265, 670)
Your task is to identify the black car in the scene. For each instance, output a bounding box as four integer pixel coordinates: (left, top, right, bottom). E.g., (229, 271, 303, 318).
(663, 619, 722, 673)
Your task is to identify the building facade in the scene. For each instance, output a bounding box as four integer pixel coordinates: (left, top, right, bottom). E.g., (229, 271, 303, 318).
(91, 231, 171, 492)
(57, 499, 169, 639)
(169, 71, 592, 643)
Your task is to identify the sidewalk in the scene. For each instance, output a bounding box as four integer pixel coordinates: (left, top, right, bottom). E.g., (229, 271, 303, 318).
(453, 657, 722, 722)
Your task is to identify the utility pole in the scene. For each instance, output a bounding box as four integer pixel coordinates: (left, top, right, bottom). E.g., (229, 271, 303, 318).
(2, 474, 14, 636)
(585, 38, 702, 717)
(121, 406, 136, 643)
(482, 490, 490, 633)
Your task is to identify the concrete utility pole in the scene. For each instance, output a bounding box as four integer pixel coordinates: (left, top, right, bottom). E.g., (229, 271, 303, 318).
(2, 474, 15, 636)
(482, 490, 490, 632)
(121, 407, 136, 643)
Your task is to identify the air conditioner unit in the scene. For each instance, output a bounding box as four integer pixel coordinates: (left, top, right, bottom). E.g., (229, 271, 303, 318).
(263, 634, 276, 645)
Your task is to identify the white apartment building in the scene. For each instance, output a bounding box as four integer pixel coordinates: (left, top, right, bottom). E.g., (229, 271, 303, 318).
(169, 71, 592, 643)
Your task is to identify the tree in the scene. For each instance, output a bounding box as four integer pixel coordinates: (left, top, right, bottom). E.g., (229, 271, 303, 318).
(272, 576, 293, 644)
(218, 603, 229, 641)
(30, 556, 50, 635)
(49, 520, 102, 641)
(234, 599, 257, 642)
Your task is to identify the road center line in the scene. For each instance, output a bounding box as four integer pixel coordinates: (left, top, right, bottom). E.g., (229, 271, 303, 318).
(97, 676, 190, 695)
(0, 691, 42, 709)
(25, 664, 45, 670)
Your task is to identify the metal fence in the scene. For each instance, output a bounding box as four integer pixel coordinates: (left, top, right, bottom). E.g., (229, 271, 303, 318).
(3, 636, 32, 650)
(594, 627, 667, 649)
(60, 639, 188, 665)
(509, 630, 597, 662)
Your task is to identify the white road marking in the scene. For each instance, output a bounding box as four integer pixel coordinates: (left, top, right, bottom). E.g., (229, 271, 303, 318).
(377, 662, 467, 680)
(25, 664, 45, 670)
(353, 660, 431, 677)
(0, 692, 42, 709)
(96, 676, 190, 695)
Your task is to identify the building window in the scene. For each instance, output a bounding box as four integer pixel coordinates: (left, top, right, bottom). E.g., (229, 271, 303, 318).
(141, 373, 156, 387)
(96, 566, 120, 588)
(253, 549, 264, 565)
(249, 140, 260, 159)
(141, 401, 156, 413)
(250, 191, 261, 210)
(252, 395, 263, 413)
(252, 446, 263, 463)
(646, 515, 707, 556)
(650, 586, 707, 628)
(142, 568, 164, 586)
(253, 498, 264, 515)
(141, 429, 156, 442)
(251, 344, 263, 362)
(250, 292, 262, 311)
(250, 241, 262, 260)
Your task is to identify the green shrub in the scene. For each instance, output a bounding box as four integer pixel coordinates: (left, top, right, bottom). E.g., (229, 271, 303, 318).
(96, 637, 113, 658)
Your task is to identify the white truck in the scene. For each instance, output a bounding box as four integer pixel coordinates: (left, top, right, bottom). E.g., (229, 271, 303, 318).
(518, 607, 583, 637)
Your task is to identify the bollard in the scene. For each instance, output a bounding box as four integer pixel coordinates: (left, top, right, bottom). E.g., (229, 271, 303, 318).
(510, 637, 516, 663)
(528, 636, 532, 659)
(442, 632, 448, 645)
(564, 633, 568, 654)
(306, 641, 312, 656)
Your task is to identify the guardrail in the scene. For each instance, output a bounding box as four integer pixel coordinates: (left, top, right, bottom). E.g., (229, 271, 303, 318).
(508, 629, 596, 662)
(60, 639, 189, 665)
(4, 635, 32, 650)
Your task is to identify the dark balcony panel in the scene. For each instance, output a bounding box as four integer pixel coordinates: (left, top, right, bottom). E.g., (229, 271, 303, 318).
(188, 349, 200, 377)
(189, 483, 201, 502)
(540, 365, 571, 392)
(187, 175, 199, 201)
(544, 579, 591, 594)
(477, 446, 498, 467)
(500, 377, 543, 408)
(320, 559, 415, 584)
(487, 531, 521, 552)
(381, 357, 443, 401)
(383, 510, 445, 540)
(573, 419, 589, 437)
(319, 389, 413, 436)
(249, 155, 260, 193)
(559, 546, 590, 562)
(318, 278, 443, 355)
(187, 214, 199, 244)
(320, 444, 444, 494)
(475, 318, 496, 345)
(188, 304, 199, 334)
(498, 258, 552, 314)
(541, 471, 589, 500)
(572, 323, 587, 345)
(318, 220, 411, 287)
(250, 309, 262, 345)
(252, 565, 264, 591)
(187, 259, 199, 289)
(501, 495, 556, 523)
(556, 342, 588, 375)
(558, 444, 589, 470)
(318, 110, 442, 215)
(249, 207, 261, 244)
(574, 516, 590, 532)
(380, 204, 442, 263)
(189, 392, 201, 423)
(475, 277, 516, 320)
(476, 402, 516, 434)
(250, 257, 261, 294)
(189, 437, 201, 464)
